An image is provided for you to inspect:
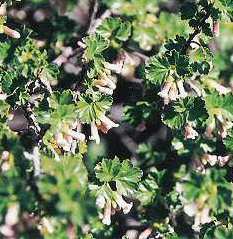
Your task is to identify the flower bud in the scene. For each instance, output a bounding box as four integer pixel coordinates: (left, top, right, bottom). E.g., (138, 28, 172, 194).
(3, 26, 20, 39)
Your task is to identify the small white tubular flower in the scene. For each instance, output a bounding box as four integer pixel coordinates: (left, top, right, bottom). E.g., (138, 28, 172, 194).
(5, 204, 19, 226)
(192, 207, 212, 232)
(184, 203, 197, 217)
(103, 74, 117, 90)
(90, 122, 100, 144)
(0, 3, 6, 16)
(104, 60, 124, 74)
(205, 118, 216, 138)
(205, 79, 231, 95)
(215, 84, 231, 95)
(218, 155, 231, 167)
(216, 114, 233, 139)
(53, 47, 73, 66)
(188, 80, 203, 97)
(1, 150, 9, 161)
(77, 41, 86, 49)
(139, 228, 153, 239)
(54, 122, 85, 152)
(184, 202, 212, 232)
(0, 93, 7, 100)
(96, 194, 106, 209)
(118, 51, 140, 79)
(158, 81, 173, 99)
(24, 147, 41, 177)
(213, 21, 220, 37)
(168, 82, 179, 101)
(98, 115, 119, 134)
(0, 225, 14, 237)
(158, 81, 173, 103)
(201, 154, 218, 166)
(94, 74, 117, 91)
(67, 129, 85, 141)
(102, 200, 112, 225)
(55, 132, 71, 152)
(96, 85, 114, 95)
(190, 35, 200, 50)
(53, 55, 67, 66)
(184, 123, 198, 140)
(159, 79, 188, 103)
(115, 194, 133, 214)
(177, 80, 188, 98)
(0, 3, 20, 39)
(1, 150, 10, 172)
(220, 121, 233, 139)
(3, 26, 21, 39)
(39, 217, 55, 234)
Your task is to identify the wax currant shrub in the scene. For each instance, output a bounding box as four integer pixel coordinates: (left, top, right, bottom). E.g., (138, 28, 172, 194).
(0, 0, 233, 238)
(123, 0, 233, 237)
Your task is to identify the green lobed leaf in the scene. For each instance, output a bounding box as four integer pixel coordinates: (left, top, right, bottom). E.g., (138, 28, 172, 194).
(162, 97, 208, 129)
(145, 56, 170, 85)
(95, 157, 142, 194)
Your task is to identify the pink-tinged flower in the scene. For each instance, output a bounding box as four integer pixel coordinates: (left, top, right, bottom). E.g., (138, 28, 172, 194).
(205, 113, 232, 139)
(0, 3, 6, 16)
(114, 194, 133, 214)
(177, 80, 188, 98)
(184, 123, 198, 140)
(55, 132, 71, 152)
(184, 203, 197, 217)
(184, 203, 212, 232)
(53, 55, 67, 66)
(1, 150, 9, 161)
(54, 122, 85, 152)
(188, 80, 203, 97)
(97, 115, 119, 134)
(3, 26, 21, 39)
(66, 129, 85, 141)
(90, 122, 100, 144)
(94, 74, 117, 95)
(205, 118, 215, 138)
(0, 93, 7, 100)
(218, 155, 231, 167)
(168, 82, 179, 101)
(216, 114, 233, 139)
(0, 225, 14, 237)
(0, 3, 20, 39)
(201, 154, 218, 166)
(53, 47, 73, 66)
(5, 204, 19, 226)
(193, 207, 212, 232)
(215, 84, 231, 95)
(96, 195, 106, 209)
(95, 74, 117, 90)
(96, 85, 114, 95)
(138, 228, 152, 239)
(159, 80, 189, 104)
(116, 51, 141, 79)
(102, 200, 112, 225)
(158, 81, 173, 104)
(24, 147, 41, 177)
(205, 79, 231, 95)
(90, 116, 119, 144)
(213, 21, 220, 37)
(1, 150, 10, 172)
(39, 217, 55, 234)
(104, 61, 124, 74)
